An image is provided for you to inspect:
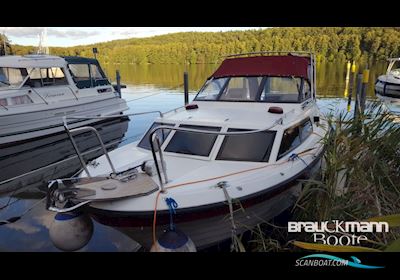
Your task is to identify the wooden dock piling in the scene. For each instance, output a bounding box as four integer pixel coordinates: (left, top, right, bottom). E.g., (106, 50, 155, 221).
(116, 70, 121, 98)
(347, 61, 356, 112)
(354, 73, 363, 120)
(184, 71, 189, 105)
(360, 67, 369, 115)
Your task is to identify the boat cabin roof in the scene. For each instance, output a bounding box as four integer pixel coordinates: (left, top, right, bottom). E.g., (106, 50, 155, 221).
(62, 56, 102, 66)
(211, 55, 311, 80)
(0, 55, 67, 68)
(0, 55, 102, 68)
(193, 54, 315, 103)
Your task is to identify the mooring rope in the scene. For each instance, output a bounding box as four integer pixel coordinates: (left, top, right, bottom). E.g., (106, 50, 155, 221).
(151, 146, 322, 246)
(165, 197, 178, 231)
(289, 153, 309, 168)
(218, 182, 241, 252)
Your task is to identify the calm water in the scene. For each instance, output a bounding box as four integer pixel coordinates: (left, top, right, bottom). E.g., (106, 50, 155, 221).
(0, 61, 395, 251)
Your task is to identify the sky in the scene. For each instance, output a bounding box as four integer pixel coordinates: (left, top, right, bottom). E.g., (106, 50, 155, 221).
(0, 27, 266, 47)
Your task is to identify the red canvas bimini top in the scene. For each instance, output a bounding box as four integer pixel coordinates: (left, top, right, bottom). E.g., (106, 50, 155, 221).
(211, 55, 310, 79)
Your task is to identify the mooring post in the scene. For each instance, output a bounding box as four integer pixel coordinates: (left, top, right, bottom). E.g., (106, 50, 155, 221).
(354, 73, 363, 120)
(116, 70, 121, 98)
(184, 71, 189, 105)
(347, 61, 356, 112)
(360, 67, 369, 115)
(344, 61, 351, 98)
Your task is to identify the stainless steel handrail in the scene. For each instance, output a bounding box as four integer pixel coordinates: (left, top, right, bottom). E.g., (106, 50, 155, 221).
(67, 87, 79, 101)
(64, 125, 117, 177)
(0, 103, 8, 110)
(63, 110, 164, 122)
(223, 51, 314, 58)
(61, 110, 165, 178)
(147, 117, 285, 191)
(30, 87, 48, 105)
(0, 136, 124, 187)
(150, 134, 167, 189)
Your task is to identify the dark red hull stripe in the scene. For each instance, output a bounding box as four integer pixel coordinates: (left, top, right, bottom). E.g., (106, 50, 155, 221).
(89, 149, 323, 227)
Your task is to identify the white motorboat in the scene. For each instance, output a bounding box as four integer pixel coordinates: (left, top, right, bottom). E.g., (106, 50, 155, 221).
(375, 58, 400, 103)
(0, 55, 128, 146)
(46, 52, 328, 250)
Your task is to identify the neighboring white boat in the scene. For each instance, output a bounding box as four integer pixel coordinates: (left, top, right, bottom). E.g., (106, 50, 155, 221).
(46, 52, 328, 250)
(375, 58, 400, 103)
(0, 55, 128, 146)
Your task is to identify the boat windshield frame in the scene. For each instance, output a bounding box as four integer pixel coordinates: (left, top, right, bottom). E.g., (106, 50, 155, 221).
(387, 58, 400, 75)
(0, 67, 30, 90)
(194, 75, 312, 103)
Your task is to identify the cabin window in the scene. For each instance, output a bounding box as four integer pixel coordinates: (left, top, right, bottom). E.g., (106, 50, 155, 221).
(90, 64, 103, 79)
(90, 64, 109, 86)
(165, 125, 221, 157)
(277, 118, 313, 159)
(195, 78, 228, 100)
(26, 67, 68, 87)
(68, 64, 90, 80)
(302, 80, 311, 100)
(138, 122, 175, 151)
(10, 95, 33, 105)
(219, 77, 263, 101)
(300, 119, 313, 140)
(216, 129, 276, 162)
(68, 63, 108, 88)
(0, 67, 27, 88)
(260, 77, 302, 103)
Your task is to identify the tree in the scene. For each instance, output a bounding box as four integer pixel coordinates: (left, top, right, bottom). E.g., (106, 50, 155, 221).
(7, 28, 400, 64)
(0, 34, 12, 56)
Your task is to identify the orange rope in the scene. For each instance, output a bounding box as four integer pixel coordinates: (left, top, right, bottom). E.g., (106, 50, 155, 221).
(151, 147, 322, 247)
(152, 190, 162, 250)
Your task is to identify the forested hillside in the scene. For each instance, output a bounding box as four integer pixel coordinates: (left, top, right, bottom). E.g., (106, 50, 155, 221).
(8, 27, 400, 64)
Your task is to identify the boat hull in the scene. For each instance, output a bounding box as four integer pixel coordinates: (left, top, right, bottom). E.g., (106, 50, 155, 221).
(89, 153, 322, 250)
(0, 96, 128, 146)
(375, 76, 400, 99)
(117, 186, 299, 250)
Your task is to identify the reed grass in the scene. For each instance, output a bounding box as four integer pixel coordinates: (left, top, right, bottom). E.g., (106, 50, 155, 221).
(246, 102, 400, 252)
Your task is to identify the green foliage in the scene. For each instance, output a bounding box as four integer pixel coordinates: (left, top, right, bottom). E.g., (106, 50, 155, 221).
(247, 103, 400, 252)
(0, 34, 12, 56)
(8, 28, 400, 63)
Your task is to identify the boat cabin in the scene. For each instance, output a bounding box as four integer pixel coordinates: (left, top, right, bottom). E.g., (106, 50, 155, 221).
(0, 55, 114, 108)
(195, 55, 315, 103)
(134, 53, 319, 165)
(63, 56, 110, 89)
(0, 55, 110, 89)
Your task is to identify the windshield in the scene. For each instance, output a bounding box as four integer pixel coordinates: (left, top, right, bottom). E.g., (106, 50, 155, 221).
(390, 68, 400, 77)
(0, 67, 28, 89)
(195, 78, 228, 100)
(68, 63, 109, 89)
(194, 76, 307, 103)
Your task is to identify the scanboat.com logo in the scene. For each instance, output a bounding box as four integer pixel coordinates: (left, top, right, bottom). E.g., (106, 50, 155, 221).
(295, 254, 384, 269)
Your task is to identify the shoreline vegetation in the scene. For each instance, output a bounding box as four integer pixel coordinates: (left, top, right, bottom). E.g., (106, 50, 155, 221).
(2, 27, 400, 65)
(243, 103, 400, 252)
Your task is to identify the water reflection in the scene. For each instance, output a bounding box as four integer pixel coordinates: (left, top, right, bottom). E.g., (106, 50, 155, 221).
(103, 61, 388, 97)
(0, 117, 140, 251)
(103, 64, 216, 91)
